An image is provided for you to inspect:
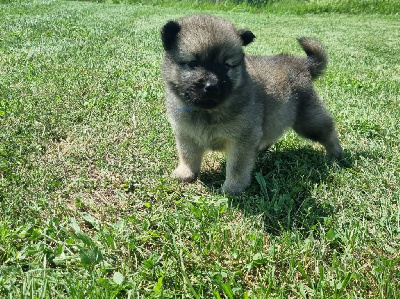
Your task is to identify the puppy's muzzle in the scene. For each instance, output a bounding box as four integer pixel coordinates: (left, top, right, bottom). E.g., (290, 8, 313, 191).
(187, 71, 228, 109)
(204, 81, 219, 94)
(189, 82, 221, 109)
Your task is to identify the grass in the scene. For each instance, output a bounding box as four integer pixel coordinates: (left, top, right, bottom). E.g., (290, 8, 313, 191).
(0, 0, 399, 297)
(98, 0, 400, 15)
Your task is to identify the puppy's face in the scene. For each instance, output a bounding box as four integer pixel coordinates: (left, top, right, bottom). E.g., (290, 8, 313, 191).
(162, 15, 255, 110)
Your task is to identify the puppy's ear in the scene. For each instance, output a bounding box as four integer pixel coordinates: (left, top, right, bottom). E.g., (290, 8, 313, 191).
(161, 21, 181, 51)
(238, 29, 255, 46)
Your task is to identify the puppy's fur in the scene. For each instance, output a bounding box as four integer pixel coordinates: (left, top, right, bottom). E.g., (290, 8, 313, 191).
(161, 14, 342, 195)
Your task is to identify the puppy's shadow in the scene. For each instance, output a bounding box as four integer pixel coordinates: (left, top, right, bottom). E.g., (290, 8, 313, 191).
(200, 147, 356, 235)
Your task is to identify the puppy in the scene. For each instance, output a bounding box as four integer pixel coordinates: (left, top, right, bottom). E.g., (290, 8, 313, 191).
(161, 14, 342, 195)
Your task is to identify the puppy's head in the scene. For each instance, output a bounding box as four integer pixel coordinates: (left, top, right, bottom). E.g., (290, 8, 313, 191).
(161, 14, 255, 110)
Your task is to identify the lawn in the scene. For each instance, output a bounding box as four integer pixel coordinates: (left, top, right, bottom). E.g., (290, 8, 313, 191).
(0, 0, 399, 297)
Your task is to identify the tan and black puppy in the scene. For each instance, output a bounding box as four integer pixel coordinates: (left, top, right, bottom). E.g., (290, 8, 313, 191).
(161, 14, 342, 195)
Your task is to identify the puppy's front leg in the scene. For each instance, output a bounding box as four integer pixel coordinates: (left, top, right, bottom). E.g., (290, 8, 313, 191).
(222, 143, 257, 195)
(172, 135, 204, 183)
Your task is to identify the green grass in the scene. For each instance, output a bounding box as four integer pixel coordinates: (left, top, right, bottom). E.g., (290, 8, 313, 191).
(1, 0, 399, 297)
(115, 0, 400, 14)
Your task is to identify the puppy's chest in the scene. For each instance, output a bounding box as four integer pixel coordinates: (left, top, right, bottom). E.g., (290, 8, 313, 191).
(179, 112, 234, 150)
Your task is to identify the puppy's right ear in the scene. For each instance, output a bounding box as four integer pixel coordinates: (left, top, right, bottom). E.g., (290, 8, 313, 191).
(161, 21, 181, 51)
(238, 29, 256, 46)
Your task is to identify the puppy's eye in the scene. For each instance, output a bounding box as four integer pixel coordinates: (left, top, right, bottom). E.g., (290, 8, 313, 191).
(187, 61, 198, 68)
(224, 63, 233, 70)
(224, 61, 239, 70)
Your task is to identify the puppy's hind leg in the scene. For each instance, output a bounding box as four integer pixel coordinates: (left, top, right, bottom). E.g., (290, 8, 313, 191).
(294, 92, 343, 157)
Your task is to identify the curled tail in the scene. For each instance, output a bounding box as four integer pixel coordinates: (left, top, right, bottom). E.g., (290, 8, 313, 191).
(298, 37, 327, 79)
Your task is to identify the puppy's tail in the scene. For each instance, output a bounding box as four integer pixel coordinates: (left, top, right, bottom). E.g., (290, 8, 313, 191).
(298, 37, 327, 79)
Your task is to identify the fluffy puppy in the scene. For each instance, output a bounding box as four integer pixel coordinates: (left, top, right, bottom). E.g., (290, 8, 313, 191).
(161, 14, 342, 195)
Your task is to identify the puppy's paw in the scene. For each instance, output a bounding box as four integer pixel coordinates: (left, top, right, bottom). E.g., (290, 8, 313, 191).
(221, 181, 245, 196)
(171, 165, 196, 183)
(327, 142, 343, 158)
(324, 134, 343, 158)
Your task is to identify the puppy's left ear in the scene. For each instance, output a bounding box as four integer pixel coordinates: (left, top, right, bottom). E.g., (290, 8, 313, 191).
(161, 21, 181, 51)
(238, 29, 256, 46)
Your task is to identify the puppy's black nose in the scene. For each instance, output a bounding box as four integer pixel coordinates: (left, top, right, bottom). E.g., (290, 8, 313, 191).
(204, 82, 219, 93)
